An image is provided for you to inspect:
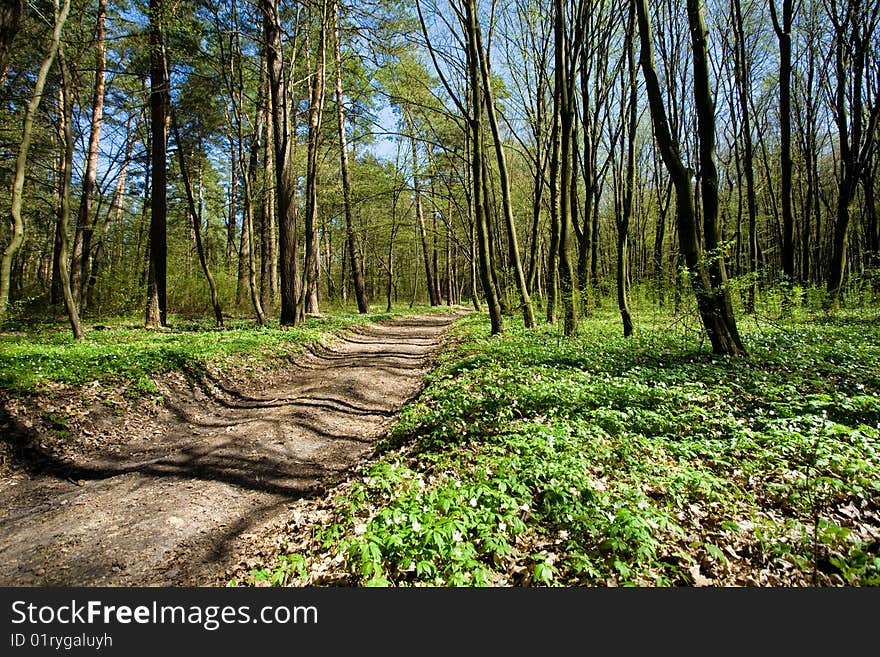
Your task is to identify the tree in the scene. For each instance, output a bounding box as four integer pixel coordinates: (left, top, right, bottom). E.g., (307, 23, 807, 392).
(475, 6, 535, 328)
(614, 0, 637, 337)
(770, 0, 795, 292)
(304, 0, 329, 316)
(146, 0, 169, 329)
(404, 108, 440, 307)
(0, 0, 23, 86)
(462, 0, 502, 333)
(732, 0, 759, 311)
(70, 0, 108, 311)
(0, 0, 72, 325)
(262, 0, 300, 326)
(167, 61, 226, 327)
(55, 51, 84, 339)
(825, 0, 880, 305)
(333, 0, 369, 313)
(635, 0, 746, 356)
(552, 0, 580, 336)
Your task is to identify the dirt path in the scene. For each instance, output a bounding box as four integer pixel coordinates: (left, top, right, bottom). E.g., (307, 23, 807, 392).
(0, 312, 462, 586)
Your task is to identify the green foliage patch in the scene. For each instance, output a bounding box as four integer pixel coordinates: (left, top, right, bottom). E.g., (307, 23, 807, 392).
(247, 307, 880, 586)
(0, 306, 444, 395)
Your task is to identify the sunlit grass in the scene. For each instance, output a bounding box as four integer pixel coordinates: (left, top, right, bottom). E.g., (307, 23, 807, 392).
(0, 303, 460, 393)
(243, 300, 880, 587)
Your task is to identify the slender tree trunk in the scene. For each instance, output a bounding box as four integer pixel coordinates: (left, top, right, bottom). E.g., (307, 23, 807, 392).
(590, 188, 600, 291)
(799, 28, 819, 285)
(235, 116, 269, 325)
(482, 152, 507, 313)
(0, 0, 23, 86)
(733, 0, 759, 312)
(0, 0, 71, 325)
(50, 116, 64, 307)
(242, 176, 266, 326)
(770, 0, 795, 288)
(232, 4, 254, 310)
(169, 114, 226, 326)
(56, 53, 83, 339)
(262, 0, 299, 325)
(653, 171, 671, 306)
(475, 18, 534, 327)
(578, 58, 594, 300)
(333, 0, 368, 313)
(236, 194, 250, 304)
(145, 0, 168, 329)
(469, 210, 479, 310)
(50, 219, 63, 305)
(221, 3, 237, 273)
(546, 108, 560, 325)
(553, 0, 578, 336)
(464, 0, 501, 332)
(430, 167, 442, 303)
(304, 2, 327, 315)
(446, 202, 453, 305)
(636, 0, 746, 356)
(226, 133, 238, 268)
(70, 0, 108, 310)
(526, 165, 545, 295)
(864, 164, 879, 279)
(405, 110, 439, 306)
(260, 58, 275, 309)
(617, 3, 636, 337)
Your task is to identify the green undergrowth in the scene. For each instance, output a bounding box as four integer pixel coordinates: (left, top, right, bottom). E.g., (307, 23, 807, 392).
(244, 305, 880, 587)
(0, 305, 456, 395)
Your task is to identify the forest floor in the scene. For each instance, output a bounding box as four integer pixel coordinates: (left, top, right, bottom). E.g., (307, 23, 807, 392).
(0, 311, 464, 586)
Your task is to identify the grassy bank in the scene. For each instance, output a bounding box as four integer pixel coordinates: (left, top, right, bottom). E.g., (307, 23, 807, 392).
(0, 305, 456, 395)
(242, 305, 880, 587)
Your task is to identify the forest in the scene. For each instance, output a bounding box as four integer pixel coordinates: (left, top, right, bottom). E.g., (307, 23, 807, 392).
(0, 0, 878, 587)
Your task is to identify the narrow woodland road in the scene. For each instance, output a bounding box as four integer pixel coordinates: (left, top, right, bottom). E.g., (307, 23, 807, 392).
(0, 312, 462, 586)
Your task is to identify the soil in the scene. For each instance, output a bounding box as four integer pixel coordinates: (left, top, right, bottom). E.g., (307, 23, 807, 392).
(0, 311, 463, 586)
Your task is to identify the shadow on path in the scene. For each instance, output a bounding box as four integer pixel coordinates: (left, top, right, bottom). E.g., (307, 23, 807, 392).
(0, 311, 464, 586)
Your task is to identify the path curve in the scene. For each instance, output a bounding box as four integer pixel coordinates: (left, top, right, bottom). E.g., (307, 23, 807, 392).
(0, 312, 462, 586)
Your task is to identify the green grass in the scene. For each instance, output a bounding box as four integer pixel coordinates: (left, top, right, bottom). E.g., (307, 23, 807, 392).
(0, 305, 456, 395)
(241, 304, 880, 587)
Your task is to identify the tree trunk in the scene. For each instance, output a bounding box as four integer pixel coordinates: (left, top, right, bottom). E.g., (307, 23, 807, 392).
(475, 17, 535, 328)
(333, 0, 369, 313)
(617, 2, 636, 337)
(56, 53, 84, 339)
(546, 107, 560, 325)
(0, 0, 71, 325)
(770, 0, 795, 288)
(733, 0, 759, 312)
(636, 0, 746, 356)
(405, 110, 440, 306)
(687, 0, 745, 354)
(169, 106, 226, 327)
(464, 0, 501, 333)
(0, 0, 22, 85)
(226, 133, 238, 269)
(262, 0, 300, 325)
(260, 60, 276, 309)
(70, 0, 108, 311)
(304, 3, 327, 316)
(430, 167, 442, 303)
(553, 0, 579, 336)
(146, 0, 168, 329)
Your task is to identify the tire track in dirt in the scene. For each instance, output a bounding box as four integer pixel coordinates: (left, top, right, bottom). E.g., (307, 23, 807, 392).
(0, 312, 463, 586)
